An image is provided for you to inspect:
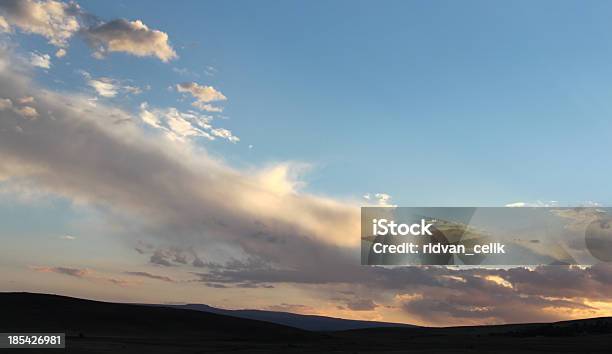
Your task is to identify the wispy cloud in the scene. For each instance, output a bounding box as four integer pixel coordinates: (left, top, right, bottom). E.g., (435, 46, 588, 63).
(363, 193, 395, 207)
(80, 71, 146, 98)
(30, 265, 139, 287)
(124, 271, 177, 283)
(139, 103, 238, 143)
(88, 77, 119, 97)
(176, 82, 226, 113)
(29, 52, 51, 69)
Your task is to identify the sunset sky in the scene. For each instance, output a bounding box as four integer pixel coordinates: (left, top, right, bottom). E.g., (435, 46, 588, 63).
(1, 0, 612, 327)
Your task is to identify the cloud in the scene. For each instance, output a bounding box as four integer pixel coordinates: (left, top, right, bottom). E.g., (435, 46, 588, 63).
(1, 1, 176, 63)
(84, 19, 177, 62)
(31, 266, 88, 277)
(13, 105, 38, 118)
(191, 101, 223, 113)
(87, 77, 118, 97)
(176, 82, 226, 112)
(363, 193, 395, 206)
(0, 0, 81, 47)
(17, 96, 34, 104)
(0, 15, 9, 32)
(29, 52, 51, 68)
(345, 299, 377, 311)
(176, 82, 226, 103)
(0, 46, 358, 282)
(210, 127, 239, 143)
(86, 76, 146, 98)
(150, 250, 174, 267)
(124, 271, 176, 283)
(31, 265, 138, 287)
(393, 266, 610, 325)
(506, 201, 601, 208)
(139, 103, 238, 143)
(264, 303, 314, 314)
(505, 201, 558, 207)
(0, 97, 12, 110)
(59, 234, 76, 240)
(5, 45, 612, 326)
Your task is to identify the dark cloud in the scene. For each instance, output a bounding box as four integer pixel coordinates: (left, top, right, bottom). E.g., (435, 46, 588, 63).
(31, 266, 88, 278)
(124, 271, 176, 283)
(150, 251, 173, 267)
(31, 266, 136, 287)
(345, 299, 377, 311)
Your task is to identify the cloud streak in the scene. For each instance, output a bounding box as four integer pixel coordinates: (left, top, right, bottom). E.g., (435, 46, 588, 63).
(124, 271, 176, 283)
(176, 82, 226, 113)
(31, 266, 137, 287)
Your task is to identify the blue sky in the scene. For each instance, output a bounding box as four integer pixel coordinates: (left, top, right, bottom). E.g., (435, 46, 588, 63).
(11, 0, 612, 206)
(3, 0, 612, 325)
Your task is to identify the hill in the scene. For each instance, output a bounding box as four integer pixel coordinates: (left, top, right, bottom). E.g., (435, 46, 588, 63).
(168, 303, 414, 331)
(1, 292, 611, 353)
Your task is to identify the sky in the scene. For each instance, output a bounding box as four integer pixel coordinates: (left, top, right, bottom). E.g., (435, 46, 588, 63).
(1, 0, 612, 326)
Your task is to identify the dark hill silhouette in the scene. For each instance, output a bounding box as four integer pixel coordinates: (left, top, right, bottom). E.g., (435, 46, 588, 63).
(1, 292, 611, 353)
(167, 303, 415, 331)
(0, 292, 316, 340)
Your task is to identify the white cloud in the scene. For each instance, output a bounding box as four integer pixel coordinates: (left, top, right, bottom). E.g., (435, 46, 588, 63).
(505, 200, 601, 207)
(59, 235, 76, 240)
(84, 19, 177, 62)
(88, 77, 118, 97)
(139, 104, 239, 143)
(176, 82, 226, 103)
(29, 52, 51, 68)
(138, 102, 161, 128)
(191, 101, 223, 112)
(17, 96, 34, 104)
(505, 201, 558, 207)
(13, 105, 38, 118)
(0, 48, 359, 257)
(374, 193, 395, 206)
(0, 15, 9, 32)
(0, 0, 81, 47)
(0, 95, 37, 119)
(210, 127, 239, 143)
(86, 77, 145, 98)
(0, 97, 12, 110)
(176, 82, 226, 112)
(363, 193, 396, 206)
(1, 1, 177, 64)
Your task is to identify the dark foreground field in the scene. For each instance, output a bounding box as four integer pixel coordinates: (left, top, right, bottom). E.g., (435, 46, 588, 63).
(1, 292, 611, 353)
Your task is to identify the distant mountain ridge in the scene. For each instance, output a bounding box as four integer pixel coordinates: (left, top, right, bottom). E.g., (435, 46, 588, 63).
(167, 303, 415, 331)
(1, 292, 611, 353)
